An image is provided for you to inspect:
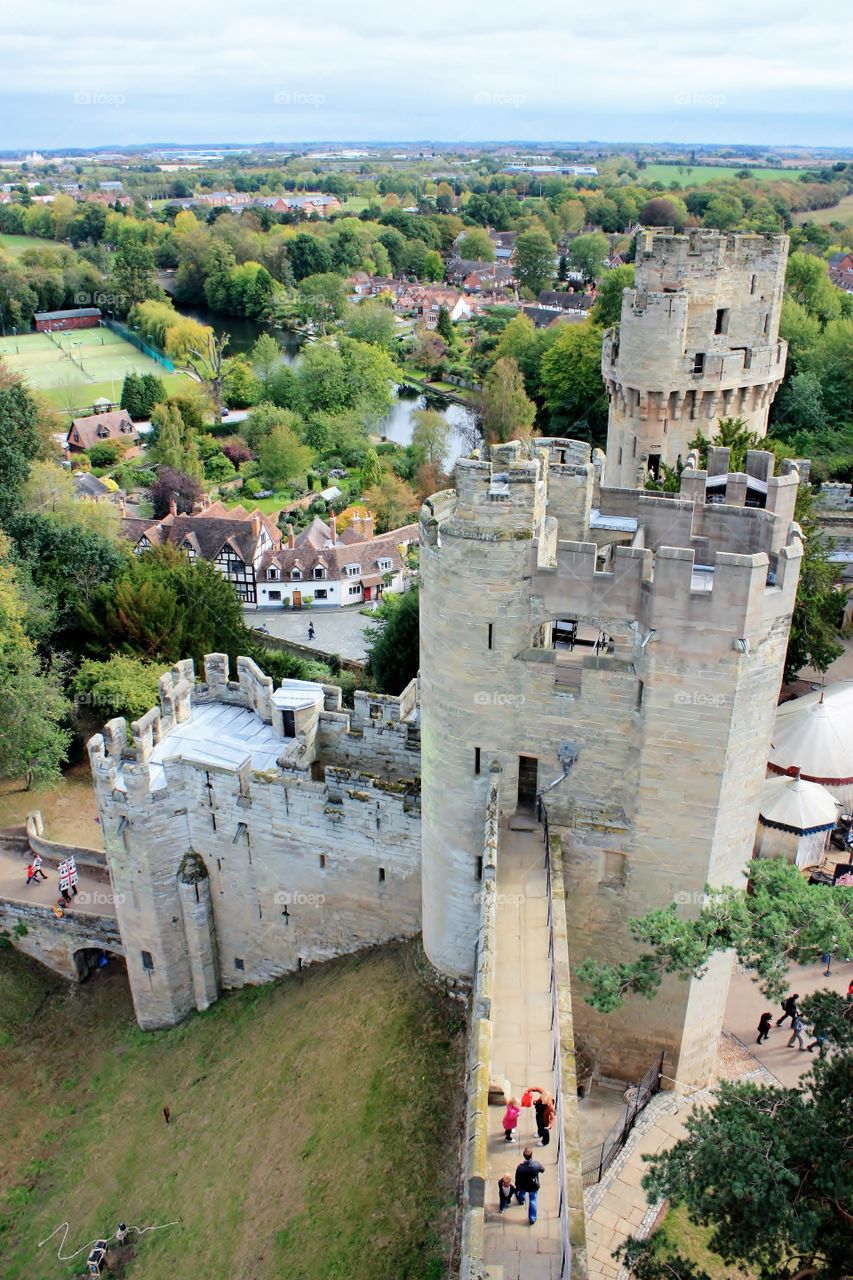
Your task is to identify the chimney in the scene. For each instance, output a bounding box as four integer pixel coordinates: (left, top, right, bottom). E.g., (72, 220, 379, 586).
(169, 495, 178, 517)
(287, 523, 295, 549)
(329, 510, 337, 544)
(251, 514, 261, 538)
(362, 514, 374, 540)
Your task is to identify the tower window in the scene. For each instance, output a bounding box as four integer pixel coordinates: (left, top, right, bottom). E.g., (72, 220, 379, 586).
(474, 747, 481, 776)
(476, 855, 483, 881)
(378, 867, 386, 883)
(750, 274, 757, 294)
(693, 353, 706, 375)
(141, 950, 154, 972)
(234, 957, 245, 971)
(636, 680, 644, 711)
(487, 623, 494, 650)
(714, 308, 728, 335)
(632, 436, 637, 458)
(319, 854, 327, 869)
(763, 313, 769, 335)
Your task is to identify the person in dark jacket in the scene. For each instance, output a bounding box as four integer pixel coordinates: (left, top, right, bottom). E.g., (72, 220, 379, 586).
(757, 1011, 773, 1044)
(497, 1174, 517, 1213)
(515, 1149, 545, 1225)
(528, 1086, 555, 1147)
(776, 993, 799, 1027)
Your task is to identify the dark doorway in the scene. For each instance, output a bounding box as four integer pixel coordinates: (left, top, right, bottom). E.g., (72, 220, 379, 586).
(517, 756, 538, 810)
(283, 709, 296, 738)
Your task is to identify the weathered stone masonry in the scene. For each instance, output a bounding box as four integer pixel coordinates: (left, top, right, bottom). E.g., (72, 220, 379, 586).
(88, 658, 421, 1030)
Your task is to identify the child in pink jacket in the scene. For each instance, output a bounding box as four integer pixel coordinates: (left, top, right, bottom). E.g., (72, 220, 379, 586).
(502, 1097, 520, 1142)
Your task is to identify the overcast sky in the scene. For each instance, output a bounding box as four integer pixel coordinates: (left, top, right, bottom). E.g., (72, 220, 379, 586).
(2, 0, 851, 151)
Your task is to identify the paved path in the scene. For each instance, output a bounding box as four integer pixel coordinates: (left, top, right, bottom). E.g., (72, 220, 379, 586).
(724, 957, 853, 1086)
(484, 826, 564, 1279)
(244, 604, 373, 662)
(584, 1034, 775, 1279)
(0, 841, 116, 917)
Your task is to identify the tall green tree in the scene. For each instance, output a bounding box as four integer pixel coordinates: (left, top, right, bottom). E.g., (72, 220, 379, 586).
(538, 324, 607, 438)
(0, 376, 43, 528)
(618, 1054, 852, 1280)
(457, 228, 495, 261)
(110, 239, 159, 314)
(361, 447, 383, 490)
(591, 264, 635, 327)
(296, 272, 347, 333)
(577, 856, 853, 1013)
(258, 422, 313, 489)
(0, 535, 71, 788)
(784, 485, 845, 681)
(514, 228, 556, 296)
(566, 232, 609, 285)
(481, 356, 536, 443)
(365, 584, 419, 695)
(152, 402, 186, 471)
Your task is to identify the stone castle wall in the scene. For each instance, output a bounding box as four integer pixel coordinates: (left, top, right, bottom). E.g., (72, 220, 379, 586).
(88, 660, 422, 1030)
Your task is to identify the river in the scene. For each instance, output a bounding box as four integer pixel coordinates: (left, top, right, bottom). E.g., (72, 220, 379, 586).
(173, 303, 480, 464)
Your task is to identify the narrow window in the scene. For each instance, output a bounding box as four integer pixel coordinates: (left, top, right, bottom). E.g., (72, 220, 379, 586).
(141, 950, 154, 972)
(234, 957, 245, 971)
(233, 822, 249, 845)
(636, 680, 644, 711)
(319, 854, 327, 869)
(216, 857, 222, 872)
(476, 855, 483, 881)
(474, 747, 481, 776)
(763, 312, 769, 335)
(618, 447, 622, 465)
(487, 623, 494, 650)
(378, 867, 386, 883)
(258, 903, 263, 919)
(211, 814, 217, 832)
(750, 274, 757, 294)
(714, 308, 728, 335)
(297, 957, 304, 972)
(632, 436, 637, 457)
(693, 352, 705, 374)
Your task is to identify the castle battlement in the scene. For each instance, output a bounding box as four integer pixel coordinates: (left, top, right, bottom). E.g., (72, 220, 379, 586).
(635, 227, 789, 283)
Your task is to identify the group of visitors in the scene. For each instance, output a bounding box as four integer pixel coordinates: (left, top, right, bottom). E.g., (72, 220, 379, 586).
(497, 1086, 555, 1224)
(756, 985, 849, 1058)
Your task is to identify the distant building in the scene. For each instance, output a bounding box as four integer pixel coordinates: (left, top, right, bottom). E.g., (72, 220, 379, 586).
(257, 512, 417, 608)
(66, 408, 138, 452)
(828, 252, 853, 293)
(119, 501, 281, 605)
(35, 307, 101, 333)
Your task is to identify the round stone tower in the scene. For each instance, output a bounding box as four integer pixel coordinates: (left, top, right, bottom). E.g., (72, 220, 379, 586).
(603, 228, 789, 487)
(418, 445, 551, 981)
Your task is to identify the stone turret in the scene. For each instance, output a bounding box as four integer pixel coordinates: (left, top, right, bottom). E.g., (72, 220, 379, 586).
(603, 229, 789, 488)
(420, 438, 804, 1084)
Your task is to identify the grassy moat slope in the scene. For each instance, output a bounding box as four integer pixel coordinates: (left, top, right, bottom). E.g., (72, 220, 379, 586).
(0, 941, 465, 1280)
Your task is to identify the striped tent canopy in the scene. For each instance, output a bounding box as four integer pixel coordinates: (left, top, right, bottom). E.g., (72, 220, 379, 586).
(758, 772, 839, 835)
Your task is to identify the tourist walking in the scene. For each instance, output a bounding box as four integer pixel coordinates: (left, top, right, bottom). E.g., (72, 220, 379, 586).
(787, 1014, 806, 1050)
(31, 854, 47, 881)
(502, 1096, 520, 1143)
(307, 622, 315, 641)
(497, 1174, 517, 1213)
(806, 1027, 828, 1058)
(777, 993, 799, 1027)
(529, 1086, 555, 1147)
(514, 1149, 545, 1225)
(756, 1011, 772, 1044)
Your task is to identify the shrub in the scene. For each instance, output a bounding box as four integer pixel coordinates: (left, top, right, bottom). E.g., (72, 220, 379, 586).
(87, 442, 120, 468)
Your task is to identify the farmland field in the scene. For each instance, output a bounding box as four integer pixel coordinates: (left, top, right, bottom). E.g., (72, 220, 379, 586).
(0, 327, 189, 412)
(793, 193, 853, 226)
(639, 164, 806, 187)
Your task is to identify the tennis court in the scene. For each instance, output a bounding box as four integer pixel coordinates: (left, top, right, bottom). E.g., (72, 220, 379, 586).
(0, 327, 189, 411)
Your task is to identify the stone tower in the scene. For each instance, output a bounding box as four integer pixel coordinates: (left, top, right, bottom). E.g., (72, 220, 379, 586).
(602, 229, 789, 488)
(419, 440, 803, 1084)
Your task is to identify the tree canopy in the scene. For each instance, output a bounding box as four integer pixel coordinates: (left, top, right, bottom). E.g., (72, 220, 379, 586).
(364, 584, 419, 695)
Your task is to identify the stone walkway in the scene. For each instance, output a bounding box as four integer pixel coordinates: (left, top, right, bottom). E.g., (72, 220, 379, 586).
(243, 602, 372, 661)
(583, 1035, 777, 1279)
(484, 826, 565, 1279)
(0, 840, 116, 917)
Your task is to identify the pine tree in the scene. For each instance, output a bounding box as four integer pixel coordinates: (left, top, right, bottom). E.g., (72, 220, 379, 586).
(361, 447, 383, 490)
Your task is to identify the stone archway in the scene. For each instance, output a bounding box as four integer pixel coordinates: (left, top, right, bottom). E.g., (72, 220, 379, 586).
(73, 947, 125, 981)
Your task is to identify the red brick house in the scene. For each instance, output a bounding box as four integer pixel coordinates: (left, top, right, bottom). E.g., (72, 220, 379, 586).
(35, 307, 102, 333)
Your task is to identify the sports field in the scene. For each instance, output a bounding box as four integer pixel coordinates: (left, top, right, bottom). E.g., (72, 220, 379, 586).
(0, 326, 188, 412)
(640, 164, 806, 187)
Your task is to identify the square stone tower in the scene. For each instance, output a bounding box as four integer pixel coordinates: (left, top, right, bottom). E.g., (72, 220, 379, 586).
(603, 229, 789, 488)
(419, 440, 803, 1085)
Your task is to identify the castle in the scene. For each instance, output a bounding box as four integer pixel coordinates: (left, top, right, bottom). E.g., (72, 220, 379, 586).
(602, 228, 788, 487)
(87, 229, 799, 1089)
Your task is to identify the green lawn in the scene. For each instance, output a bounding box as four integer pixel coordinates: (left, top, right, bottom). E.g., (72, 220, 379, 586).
(0, 941, 464, 1280)
(0, 329, 189, 414)
(639, 164, 806, 187)
(650, 1204, 753, 1278)
(0, 233, 63, 259)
